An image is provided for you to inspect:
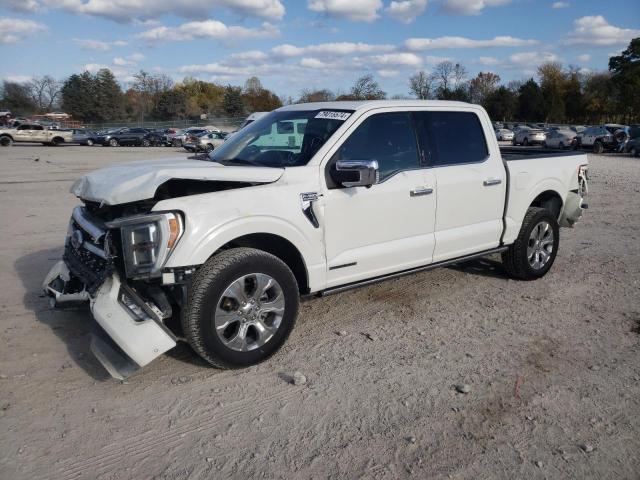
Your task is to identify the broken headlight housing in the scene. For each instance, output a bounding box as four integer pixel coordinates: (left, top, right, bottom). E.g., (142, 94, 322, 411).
(107, 212, 183, 279)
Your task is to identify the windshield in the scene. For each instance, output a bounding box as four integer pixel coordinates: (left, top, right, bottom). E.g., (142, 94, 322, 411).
(209, 109, 352, 168)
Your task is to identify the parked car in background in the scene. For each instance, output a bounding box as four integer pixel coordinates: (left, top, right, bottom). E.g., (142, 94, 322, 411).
(626, 138, 640, 157)
(495, 128, 514, 141)
(574, 126, 619, 153)
(172, 128, 210, 146)
(71, 128, 98, 146)
(0, 123, 72, 146)
(183, 131, 226, 152)
(95, 127, 152, 147)
(543, 129, 576, 149)
(570, 125, 586, 134)
(513, 127, 546, 146)
(144, 129, 173, 146)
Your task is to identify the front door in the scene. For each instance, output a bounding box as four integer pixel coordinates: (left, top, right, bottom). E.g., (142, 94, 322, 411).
(322, 112, 437, 287)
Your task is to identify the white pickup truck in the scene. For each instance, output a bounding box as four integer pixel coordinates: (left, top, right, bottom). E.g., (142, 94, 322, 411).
(0, 123, 72, 146)
(43, 101, 588, 379)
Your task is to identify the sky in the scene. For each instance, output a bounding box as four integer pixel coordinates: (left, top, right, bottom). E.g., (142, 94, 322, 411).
(1, 0, 639, 98)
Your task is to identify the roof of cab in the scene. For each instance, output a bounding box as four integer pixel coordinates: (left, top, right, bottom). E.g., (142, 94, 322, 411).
(278, 100, 475, 112)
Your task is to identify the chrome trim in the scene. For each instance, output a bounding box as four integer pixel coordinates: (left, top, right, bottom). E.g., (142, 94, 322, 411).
(72, 206, 105, 241)
(319, 246, 508, 297)
(335, 160, 379, 188)
(483, 178, 502, 186)
(410, 187, 434, 196)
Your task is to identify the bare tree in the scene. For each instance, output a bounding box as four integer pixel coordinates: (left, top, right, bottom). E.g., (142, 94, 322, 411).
(453, 63, 468, 88)
(469, 72, 501, 106)
(432, 61, 455, 92)
(408, 70, 436, 99)
(350, 74, 386, 100)
(28, 76, 61, 112)
(298, 88, 335, 103)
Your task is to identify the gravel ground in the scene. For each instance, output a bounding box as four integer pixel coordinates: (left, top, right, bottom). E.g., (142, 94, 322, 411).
(0, 145, 639, 480)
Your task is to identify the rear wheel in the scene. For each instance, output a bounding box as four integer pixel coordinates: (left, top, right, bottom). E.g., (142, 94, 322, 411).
(593, 141, 604, 154)
(205, 143, 214, 152)
(86, 139, 94, 146)
(108, 138, 118, 147)
(182, 248, 299, 369)
(142, 138, 150, 147)
(502, 207, 559, 280)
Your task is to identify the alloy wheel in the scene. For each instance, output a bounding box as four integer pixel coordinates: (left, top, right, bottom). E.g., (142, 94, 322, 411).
(527, 221, 554, 270)
(214, 273, 285, 352)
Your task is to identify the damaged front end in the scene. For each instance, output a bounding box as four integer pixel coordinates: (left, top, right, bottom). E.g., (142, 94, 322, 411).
(43, 205, 184, 380)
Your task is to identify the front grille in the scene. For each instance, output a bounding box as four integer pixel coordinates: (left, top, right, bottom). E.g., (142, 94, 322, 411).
(63, 208, 115, 295)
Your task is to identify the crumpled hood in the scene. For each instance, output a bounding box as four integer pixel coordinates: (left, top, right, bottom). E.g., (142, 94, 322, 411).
(70, 157, 284, 205)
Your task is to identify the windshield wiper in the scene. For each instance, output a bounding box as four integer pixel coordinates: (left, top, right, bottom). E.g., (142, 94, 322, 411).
(219, 158, 269, 167)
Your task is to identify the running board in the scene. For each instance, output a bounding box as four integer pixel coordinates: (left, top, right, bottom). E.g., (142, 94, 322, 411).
(318, 246, 508, 297)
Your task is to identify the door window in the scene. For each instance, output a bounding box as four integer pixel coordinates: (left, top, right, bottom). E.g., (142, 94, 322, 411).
(332, 112, 419, 181)
(416, 112, 488, 166)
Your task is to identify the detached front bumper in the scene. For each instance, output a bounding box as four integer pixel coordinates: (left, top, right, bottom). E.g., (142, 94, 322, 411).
(43, 261, 177, 379)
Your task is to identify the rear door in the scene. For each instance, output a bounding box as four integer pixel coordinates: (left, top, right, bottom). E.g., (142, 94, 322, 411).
(415, 110, 506, 262)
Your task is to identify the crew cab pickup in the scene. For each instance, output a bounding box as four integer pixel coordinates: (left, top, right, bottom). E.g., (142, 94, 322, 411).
(0, 123, 72, 146)
(43, 101, 588, 379)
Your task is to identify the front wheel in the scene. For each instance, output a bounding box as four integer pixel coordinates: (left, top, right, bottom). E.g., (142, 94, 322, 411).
(108, 138, 118, 147)
(142, 139, 150, 147)
(0, 136, 13, 147)
(86, 139, 94, 146)
(502, 207, 560, 280)
(182, 248, 299, 369)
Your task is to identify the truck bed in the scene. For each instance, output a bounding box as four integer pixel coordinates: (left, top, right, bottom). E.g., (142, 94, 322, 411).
(500, 147, 585, 161)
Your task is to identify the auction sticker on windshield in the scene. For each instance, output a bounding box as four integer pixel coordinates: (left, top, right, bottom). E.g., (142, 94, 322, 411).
(315, 111, 351, 121)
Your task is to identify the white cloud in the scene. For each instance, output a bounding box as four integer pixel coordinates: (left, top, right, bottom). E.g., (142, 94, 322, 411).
(45, 0, 285, 22)
(441, 0, 510, 16)
(179, 63, 253, 75)
(385, 0, 427, 23)
(272, 41, 394, 57)
(136, 20, 279, 43)
(565, 15, 640, 46)
(405, 35, 537, 50)
(551, 2, 569, 8)
(368, 52, 423, 67)
(308, 0, 383, 22)
(300, 57, 332, 69)
(377, 69, 400, 77)
(2, 0, 40, 13)
(506, 51, 560, 67)
(0, 17, 47, 44)
(73, 38, 128, 51)
(228, 50, 269, 62)
(424, 55, 453, 64)
(478, 56, 501, 66)
(3, 75, 33, 83)
(576, 54, 591, 62)
(113, 53, 144, 66)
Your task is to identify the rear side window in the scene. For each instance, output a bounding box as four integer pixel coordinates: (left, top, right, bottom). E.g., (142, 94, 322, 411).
(417, 112, 488, 166)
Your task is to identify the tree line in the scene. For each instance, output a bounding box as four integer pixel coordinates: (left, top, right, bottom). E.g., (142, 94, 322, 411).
(1, 38, 638, 125)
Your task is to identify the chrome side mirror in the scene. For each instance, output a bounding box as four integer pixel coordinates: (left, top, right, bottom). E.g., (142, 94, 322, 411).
(335, 160, 379, 188)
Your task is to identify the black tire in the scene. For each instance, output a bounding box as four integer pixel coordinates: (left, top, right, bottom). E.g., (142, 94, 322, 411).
(108, 138, 118, 147)
(593, 141, 604, 154)
(142, 138, 150, 147)
(182, 248, 300, 369)
(558, 141, 564, 149)
(0, 136, 13, 146)
(512, 138, 517, 146)
(205, 143, 214, 152)
(523, 137, 529, 146)
(51, 137, 62, 146)
(502, 207, 560, 280)
(631, 146, 638, 157)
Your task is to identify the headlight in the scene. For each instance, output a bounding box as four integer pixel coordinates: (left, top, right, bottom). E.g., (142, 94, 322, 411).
(107, 212, 183, 278)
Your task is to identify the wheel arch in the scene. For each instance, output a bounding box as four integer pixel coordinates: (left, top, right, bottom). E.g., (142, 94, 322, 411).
(0, 133, 14, 142)
(529, 189, 564, 220)
(214, 233, 309, 294)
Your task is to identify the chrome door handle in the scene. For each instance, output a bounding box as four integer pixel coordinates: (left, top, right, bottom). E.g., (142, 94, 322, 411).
(483, 178, 502, 186)
(410, 187, 434, 197)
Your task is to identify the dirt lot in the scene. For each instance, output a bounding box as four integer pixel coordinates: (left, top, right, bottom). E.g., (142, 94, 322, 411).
(0, 145, 639, 479)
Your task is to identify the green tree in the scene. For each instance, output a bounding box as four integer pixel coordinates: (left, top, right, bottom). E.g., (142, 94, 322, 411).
(151, 89, 187, 120)
(485, 86, 517, 122)
(222, 85, 244, 116)
(517, 79, 544, 121)
(609, 37, 640, 123)
(538, 62, 565, 122)
(583, 72, 615, 124)
(95, 69, 123, 121)
(1, 80, 37, 115)
(564, 68, 585, 123)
